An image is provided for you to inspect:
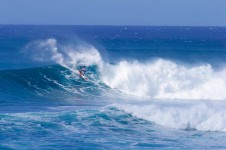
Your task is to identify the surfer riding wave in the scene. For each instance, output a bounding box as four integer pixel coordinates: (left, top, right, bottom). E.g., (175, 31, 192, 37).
(78, 66, 88, 81)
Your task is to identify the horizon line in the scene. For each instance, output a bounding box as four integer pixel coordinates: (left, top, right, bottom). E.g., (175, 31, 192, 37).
(0, 24, 226, 28)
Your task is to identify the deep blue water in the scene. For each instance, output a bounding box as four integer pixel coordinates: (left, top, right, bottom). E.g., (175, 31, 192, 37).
(1, 25, 226, 149)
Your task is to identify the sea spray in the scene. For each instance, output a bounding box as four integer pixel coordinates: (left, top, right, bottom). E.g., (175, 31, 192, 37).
(24, 38, 103, 73)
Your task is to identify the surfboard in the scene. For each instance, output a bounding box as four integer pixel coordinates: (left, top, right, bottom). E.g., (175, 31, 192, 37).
(78, 70, 88, 81)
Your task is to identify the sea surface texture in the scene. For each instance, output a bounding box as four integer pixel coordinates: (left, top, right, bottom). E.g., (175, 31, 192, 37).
(1, 25, 226, 149)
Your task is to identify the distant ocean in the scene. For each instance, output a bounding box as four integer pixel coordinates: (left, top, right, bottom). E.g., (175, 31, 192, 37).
(1, 25, 226, 149)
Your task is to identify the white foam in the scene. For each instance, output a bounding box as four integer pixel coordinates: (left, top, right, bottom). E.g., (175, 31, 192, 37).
(114, 101, 226, 132)
(101, 59, 226, 100)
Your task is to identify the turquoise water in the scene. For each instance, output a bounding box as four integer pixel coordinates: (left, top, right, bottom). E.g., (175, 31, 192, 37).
(1, 25, 226, 149)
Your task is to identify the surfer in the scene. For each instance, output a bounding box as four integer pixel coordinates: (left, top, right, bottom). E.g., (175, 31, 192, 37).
(79, 66, 86, 76)
(78, 66, 88, 81)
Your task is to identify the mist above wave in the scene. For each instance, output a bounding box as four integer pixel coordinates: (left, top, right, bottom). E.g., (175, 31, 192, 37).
(24, 38, 103, 73)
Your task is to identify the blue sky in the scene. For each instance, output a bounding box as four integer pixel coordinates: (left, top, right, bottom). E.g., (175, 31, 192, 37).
(0, 0, 226, 26)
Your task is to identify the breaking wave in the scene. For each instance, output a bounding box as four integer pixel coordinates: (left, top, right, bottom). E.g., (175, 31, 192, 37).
(22, 38, 226, 101)
(2, 38, 226, 132)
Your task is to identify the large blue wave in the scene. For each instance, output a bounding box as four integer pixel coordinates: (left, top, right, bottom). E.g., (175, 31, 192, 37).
(2, 38, 226, 101)
(0, 65, 112, 101)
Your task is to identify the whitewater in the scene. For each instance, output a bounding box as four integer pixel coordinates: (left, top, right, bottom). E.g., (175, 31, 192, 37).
(1, 25, 226, 149)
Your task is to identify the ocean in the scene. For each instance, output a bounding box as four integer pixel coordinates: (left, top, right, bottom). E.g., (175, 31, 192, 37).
(1, 25, 226, 149)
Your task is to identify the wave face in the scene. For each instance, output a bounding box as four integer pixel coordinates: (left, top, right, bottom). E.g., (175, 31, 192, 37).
(0, 64, 113, 103)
